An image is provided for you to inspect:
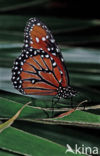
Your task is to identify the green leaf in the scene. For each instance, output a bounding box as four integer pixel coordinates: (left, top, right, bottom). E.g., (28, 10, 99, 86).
(0, 96, 52, 119)
(0, 94, 100, 128)
(54, 110, 100, 127)
(0, 127, 79, 156)
(13, 120, 100, 154)
(0, 150, 18, 156)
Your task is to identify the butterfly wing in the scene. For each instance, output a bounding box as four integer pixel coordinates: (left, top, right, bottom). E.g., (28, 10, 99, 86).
(12, 48, 63, 96)
(24, 17, 69, 88)
(24, 17, 58, 53)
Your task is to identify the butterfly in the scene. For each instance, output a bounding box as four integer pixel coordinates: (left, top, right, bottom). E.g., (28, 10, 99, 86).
(12, 17, 76, 99)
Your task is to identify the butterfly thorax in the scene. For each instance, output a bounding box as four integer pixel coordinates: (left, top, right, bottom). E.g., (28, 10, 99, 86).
(57, 86, 76, 99)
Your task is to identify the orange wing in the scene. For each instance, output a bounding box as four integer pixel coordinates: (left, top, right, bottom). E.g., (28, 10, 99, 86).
(23, 17, 69, 88)
(12, 48, 63, 96)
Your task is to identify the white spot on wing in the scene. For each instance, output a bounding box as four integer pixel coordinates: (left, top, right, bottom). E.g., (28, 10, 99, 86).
(15, 67, 18, 70)
(46, 35, 49, 39)
(17, 77, 20, 80)
(50, 39, 55, 43)
(37, 23, 40, 26)
(29, 48, 33, 52)
(36, 37, 39, 43)
(26, 51, 29, 54)
(61, 58, 64, 62)
(25, 55, 28, 58)
(19, 57, 21, 60)
(45, 54, 49, 58)
(21, 54, 24, 57)
(32, 80, 35, 84)
(47, 48, 50, 51)
(52, 53, 56, 56)
(18, 71, 20, 74)
(42, 37, 46, 41)
(15, 62, 18, 65)
(30, 41, 33, 44)
(41, 55, 44, 58)
(60, 71, 63, 74)
(34, 51, 37, 55)
(53, 62, 56, 66)
(50, 57, 53, 60)
(25, 44, 28, 47)
(21, 62, 23, 65)
(25, 40, 28, 43)
(19, 85, 21, 88)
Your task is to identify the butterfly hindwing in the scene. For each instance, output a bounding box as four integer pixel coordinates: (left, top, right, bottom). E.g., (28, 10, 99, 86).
(12, 48, 64, 95)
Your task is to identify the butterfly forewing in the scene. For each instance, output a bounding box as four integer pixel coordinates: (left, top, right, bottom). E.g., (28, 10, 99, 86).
(24, 18, 56, 53)
(24, 17, 69, 88)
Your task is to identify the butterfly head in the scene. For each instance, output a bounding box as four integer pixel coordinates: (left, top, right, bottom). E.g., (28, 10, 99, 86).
(57, 86, 76, 99)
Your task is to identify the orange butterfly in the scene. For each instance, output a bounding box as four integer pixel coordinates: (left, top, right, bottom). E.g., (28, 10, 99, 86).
(12, 17, 76, 99)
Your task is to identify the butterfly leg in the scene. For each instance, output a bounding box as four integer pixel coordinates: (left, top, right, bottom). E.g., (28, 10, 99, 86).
(70, 97, 74, 108)
(52, 97, 60, 117)
(82, 101, 86, 111)
(42, 108, 50, 118)
(31, 98, 50, 118)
